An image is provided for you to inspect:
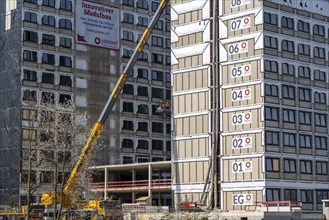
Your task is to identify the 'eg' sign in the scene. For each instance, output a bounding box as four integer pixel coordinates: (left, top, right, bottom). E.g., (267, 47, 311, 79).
(232, 194, 253, 205)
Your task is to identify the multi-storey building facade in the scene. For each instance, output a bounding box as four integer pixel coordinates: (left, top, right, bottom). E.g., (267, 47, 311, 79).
(172, 0, 329, 212)
(0, 0, 171, 206)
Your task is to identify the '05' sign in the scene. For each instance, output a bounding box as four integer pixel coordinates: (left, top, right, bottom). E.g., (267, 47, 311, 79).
(232, 194, 253, 205)
(231, 65, 251, 78)
(232, 137, 252, 149)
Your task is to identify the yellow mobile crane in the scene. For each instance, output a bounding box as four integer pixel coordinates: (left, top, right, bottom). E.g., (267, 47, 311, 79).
(39, 0, 170, 219)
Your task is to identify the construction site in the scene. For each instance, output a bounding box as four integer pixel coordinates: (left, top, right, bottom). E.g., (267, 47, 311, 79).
(1, 0, 329, 219)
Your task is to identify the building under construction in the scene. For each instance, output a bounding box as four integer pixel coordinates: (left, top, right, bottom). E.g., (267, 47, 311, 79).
(171, 0, 329, 213)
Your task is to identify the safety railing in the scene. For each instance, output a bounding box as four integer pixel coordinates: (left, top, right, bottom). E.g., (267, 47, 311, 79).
(256, 200, 302, 212)
(90, 179, 171, 191)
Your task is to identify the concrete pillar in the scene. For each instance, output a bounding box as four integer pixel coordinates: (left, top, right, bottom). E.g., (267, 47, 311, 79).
(104, 167, 108, 199)
(148, 164, 152, 199)
(132, 169, 136, 203)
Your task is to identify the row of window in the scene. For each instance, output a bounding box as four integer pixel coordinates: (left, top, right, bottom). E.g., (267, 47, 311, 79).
(24, 11, 73, 30)
(21, 170, 69, 184)
(265, 84, 328, 104)
(265, 36, 327, 59)
(122, 0, 170, 15)
(264, 12, 328, 37)
(122, 13, 170, 31)
(23, 30, 72, 48)
(123, 86, 170, 98)
(266, 188, 329, 206)
(122, 67, 171, 82)
(265, 60, 327, 82)
(24, 0, 72, 11)
(23, 50, 72, 67)
(121, 102, 169, 116)
(266, 130, 328, 149)
(23, 69, 72, 86)
(22, 89, 71, 104)
(122, 31, 170, 49)
(122, 48, 170, 65)
(266, 157, 328, 175)
(122, 138, 171, 151)
(265, 106, 328, 127)
(122, 120, 170, 134)
(122, 155, 169, 164)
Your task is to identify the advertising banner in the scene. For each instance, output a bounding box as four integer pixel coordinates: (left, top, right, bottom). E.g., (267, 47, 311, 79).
(76, 0, 119, 49)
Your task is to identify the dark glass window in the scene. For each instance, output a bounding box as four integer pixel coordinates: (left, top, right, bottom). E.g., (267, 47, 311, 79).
(42, 72, 54, 84)
(265, 131, 279, 145)
(265, 106, 279, 121)
(284, 159, 296, 173)
(123, 30, 134, 41)
(281, 16, 294, 29)
(42, 15, 55, 26)
(23, 50, 37, 62)
(152, 140, 163, 151)
(23, 90, 37, 101)
(314, 92, 326, 104)
(151, 36, 163, 47)
(315, 113, 326, 127)
(138, 86, 148, 96)
(42, 0, 55, 7)
(266, 188, 281, 201)
(23, 70, 37, 82)
(314, 47, 325, 59)
(283, 133, 296, 147)
(283, 109, 295, 123)
(137, 122, 148, 132)
(152, 53, 163, 64)
(122, 139, 133, 148)
(123, 0, 134, 6)
(313, 24, 325, 37)
(151, 70, 163, 81)
(23, 30, 38, 43)
(59, 56, 72, 67)
(316, 161, 328, 175)
(314, 69, 326, 82)
(137, 68, 148, 79)
(137, 0, 148, 9)
(299, 111, 311, 125)
(298, 66, 310, 78)
(152, 88, 163, 99)
(42, 53, 55, 65)
(264, 60, 278, 73)
(24, 11, 37, 23)
(59, 18, 72, 30)
(123, 13, 134, 24)
(315, 136, 327, 150)
(298, 44, 310, 56)
(266, 158, 280, 172)
(298, 88, 311, 102)
(300, 160, 312, 174)
(60, 0, 72, 11)
(282, 85, 295, 100)
(264, 36, 278, 49)
(59, 94, 71, 104)
(299, 134, 312, 148)
(122, 120, 134, 130)
(137, 104, 148, 114)
(282, 63, 295, 76)
(297, 20, 310, 33)
(59, 75, 72, 86)
(281, 40, 294, 53)
(151, 1, 160, 12)
(137, 140, 148, 149)
(122, 102, 134, 112)
(42, 34, 55, 45)
(59, 37, 72, 48)
(264, 12, 277, 25)
(152, 122, 163, 133)
(123, 84, 134, 95)
(137, 16, 148, 27)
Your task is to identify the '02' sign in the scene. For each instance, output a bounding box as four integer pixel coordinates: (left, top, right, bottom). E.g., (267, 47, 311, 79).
(232, 194, 253, 205)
